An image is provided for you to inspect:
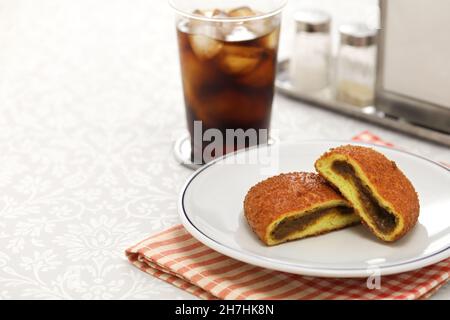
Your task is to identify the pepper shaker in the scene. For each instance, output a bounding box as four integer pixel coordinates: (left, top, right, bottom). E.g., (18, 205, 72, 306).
(335, 24, 377, 107)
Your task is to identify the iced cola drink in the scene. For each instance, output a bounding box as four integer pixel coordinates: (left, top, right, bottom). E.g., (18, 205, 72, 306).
(175, 5, 283, 164)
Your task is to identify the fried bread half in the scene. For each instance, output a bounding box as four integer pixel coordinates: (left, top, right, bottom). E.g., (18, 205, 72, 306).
(315, 145, 420, 242)
(244, 172, 360, 246)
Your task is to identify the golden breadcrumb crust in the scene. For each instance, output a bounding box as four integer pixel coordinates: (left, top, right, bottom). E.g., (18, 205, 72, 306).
(315, 145, 420, 242)
(244, 172, 353, 244)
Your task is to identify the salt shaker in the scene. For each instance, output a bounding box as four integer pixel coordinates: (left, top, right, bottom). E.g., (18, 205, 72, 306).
(289, 10, 331, 93)
(336, 24, 377, 107)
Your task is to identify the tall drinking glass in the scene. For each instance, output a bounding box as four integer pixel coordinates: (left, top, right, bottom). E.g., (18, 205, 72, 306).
(170, 0, 286, 166)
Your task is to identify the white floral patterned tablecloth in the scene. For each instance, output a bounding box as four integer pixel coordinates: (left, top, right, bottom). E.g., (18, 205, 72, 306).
(0, 0, 448, 299)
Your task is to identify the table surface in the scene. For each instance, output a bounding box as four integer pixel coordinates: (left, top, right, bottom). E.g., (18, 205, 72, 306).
(0, 0, 448, 300)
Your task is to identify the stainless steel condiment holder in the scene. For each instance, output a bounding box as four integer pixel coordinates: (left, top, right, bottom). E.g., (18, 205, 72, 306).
(276, 59, 450, 147)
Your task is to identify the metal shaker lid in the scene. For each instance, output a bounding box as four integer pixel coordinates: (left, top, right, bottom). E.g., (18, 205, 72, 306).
(293, 9, 331, 33)
(339, 24, 377, 47)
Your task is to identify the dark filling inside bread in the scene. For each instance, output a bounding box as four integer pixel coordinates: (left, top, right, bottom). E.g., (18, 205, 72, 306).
(332, 161, 397, 234)
(271, 206, 353, 240)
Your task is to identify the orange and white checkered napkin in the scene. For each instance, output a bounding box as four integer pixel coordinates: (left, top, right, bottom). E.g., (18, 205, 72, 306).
(126, 132, 450, 300)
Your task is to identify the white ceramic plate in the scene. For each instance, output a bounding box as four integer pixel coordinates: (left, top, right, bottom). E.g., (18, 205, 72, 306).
(179, 141, 450, 278)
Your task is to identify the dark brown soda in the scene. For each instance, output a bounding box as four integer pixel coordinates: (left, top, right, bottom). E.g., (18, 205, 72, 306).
(177, 20, 280, 163)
